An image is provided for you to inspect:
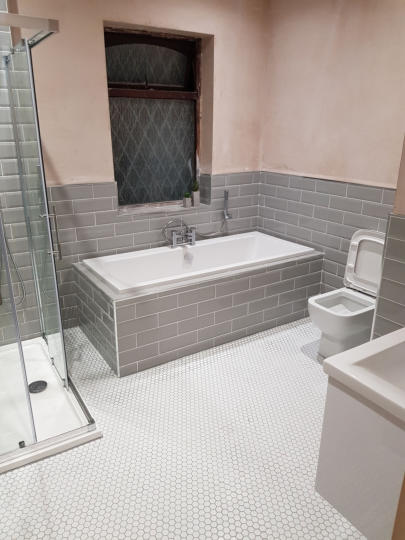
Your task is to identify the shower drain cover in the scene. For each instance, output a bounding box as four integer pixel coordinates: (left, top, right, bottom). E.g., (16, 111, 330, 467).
(28, 380, 47, 393)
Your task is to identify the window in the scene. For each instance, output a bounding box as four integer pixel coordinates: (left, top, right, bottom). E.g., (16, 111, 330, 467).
(104, 29, 200, 207)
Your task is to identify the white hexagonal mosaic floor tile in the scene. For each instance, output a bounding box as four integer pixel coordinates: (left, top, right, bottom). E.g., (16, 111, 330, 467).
(0, 319, 364, 539)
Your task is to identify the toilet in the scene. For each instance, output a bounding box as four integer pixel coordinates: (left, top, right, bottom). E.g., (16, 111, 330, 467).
(308, 229, 385, 358)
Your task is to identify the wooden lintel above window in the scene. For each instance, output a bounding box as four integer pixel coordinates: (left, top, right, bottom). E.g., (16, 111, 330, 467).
(108, 87, 198, 101)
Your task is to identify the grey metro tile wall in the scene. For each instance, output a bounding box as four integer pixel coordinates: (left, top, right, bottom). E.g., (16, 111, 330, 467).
(48, 173, 261, 327)
(373, 213, 405, 338)
(0, 25, 45, 345)
(49, 172, 397, 329)
(74, 253, 322, 376)
(257, 172, 395, 292)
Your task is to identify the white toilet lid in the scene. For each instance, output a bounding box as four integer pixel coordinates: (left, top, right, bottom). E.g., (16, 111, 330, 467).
(344, 229, 385, 297)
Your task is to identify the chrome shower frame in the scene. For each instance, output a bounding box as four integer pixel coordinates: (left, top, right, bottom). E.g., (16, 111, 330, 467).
(0, 13, 100, 474)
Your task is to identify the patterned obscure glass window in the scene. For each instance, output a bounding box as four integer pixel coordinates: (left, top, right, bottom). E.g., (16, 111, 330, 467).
(105, 32, 198, 206)
(106, 43, 189, 87)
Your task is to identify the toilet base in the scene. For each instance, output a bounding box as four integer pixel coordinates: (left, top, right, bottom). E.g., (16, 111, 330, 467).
(319, 328, 372, 358)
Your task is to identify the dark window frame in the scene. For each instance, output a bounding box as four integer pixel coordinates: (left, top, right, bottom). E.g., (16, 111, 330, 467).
(104, 28, 201, 208)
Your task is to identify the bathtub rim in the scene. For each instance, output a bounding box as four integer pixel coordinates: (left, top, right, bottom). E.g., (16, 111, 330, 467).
(78, 231, 318, 298)
(74, 249, 323, 304)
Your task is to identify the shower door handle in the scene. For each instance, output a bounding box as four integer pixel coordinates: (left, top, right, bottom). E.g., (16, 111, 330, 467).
(39, 207, 62, 260)
(50, 205, 62, 261)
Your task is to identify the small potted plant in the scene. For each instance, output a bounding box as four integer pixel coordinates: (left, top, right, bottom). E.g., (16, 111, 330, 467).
(191, 179, 200, 207)
(183, 192, 192, 208)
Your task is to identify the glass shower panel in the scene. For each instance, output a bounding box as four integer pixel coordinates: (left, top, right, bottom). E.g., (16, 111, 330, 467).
(0, 213, 36, 456)
(5, 43, 67, 385)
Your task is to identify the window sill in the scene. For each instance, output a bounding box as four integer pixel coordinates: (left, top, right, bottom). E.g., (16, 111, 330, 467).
(117, 200, 209, 216)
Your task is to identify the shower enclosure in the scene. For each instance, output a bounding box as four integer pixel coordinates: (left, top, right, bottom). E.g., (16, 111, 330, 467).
(0, 17, 99, 473)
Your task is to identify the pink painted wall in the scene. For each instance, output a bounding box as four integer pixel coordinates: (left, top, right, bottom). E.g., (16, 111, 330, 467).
(16, 0, 405, 189)
(17, 0, 266, 185)
(262, 0, 405, 188)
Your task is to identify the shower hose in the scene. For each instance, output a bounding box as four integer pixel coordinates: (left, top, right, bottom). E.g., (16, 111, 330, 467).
(0, 228, 26, 307)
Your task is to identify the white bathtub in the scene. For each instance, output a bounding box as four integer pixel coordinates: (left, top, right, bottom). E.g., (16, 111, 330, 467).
(82, 231, 314, 295)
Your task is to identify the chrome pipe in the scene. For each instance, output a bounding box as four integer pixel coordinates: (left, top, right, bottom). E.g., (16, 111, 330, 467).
(224, 190, 232, 220)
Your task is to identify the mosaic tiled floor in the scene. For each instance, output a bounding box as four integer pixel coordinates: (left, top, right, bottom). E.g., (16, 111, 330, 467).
(0, 319, 364, 539)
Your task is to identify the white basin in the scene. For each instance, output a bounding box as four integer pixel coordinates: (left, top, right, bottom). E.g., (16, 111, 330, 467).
(318, 328, 405, 539)
(324, 327, 405, 423)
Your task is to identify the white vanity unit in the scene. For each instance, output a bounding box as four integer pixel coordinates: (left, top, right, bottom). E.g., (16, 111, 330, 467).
(316, 328, 405, 540)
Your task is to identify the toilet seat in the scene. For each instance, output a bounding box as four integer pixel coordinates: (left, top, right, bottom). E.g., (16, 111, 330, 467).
(344, 229, 385, 297)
